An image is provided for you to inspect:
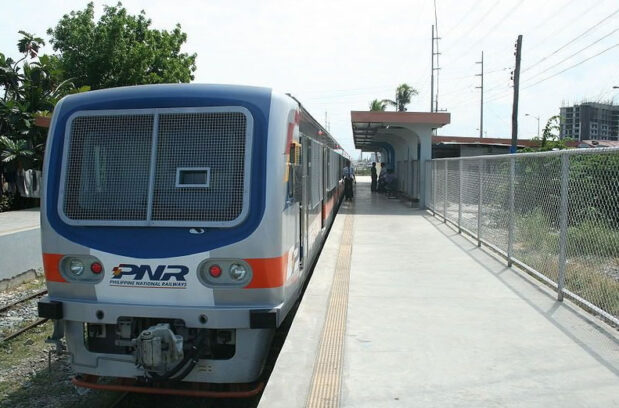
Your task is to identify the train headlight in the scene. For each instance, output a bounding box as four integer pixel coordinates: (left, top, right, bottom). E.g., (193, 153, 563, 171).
(60, 256, 105, 283)
(198, 260, 252, 287)
(69, 259, 85, 276)
(229, 264, 247, 281)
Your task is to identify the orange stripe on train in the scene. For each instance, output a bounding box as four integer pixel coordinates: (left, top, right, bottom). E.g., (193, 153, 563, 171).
(244, 254, 289, 289)
(43, 253, 66, 282)
(43, 252, 289, 288)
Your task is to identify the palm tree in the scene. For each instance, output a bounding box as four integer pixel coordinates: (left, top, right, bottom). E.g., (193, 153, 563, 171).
(384, 83, 419, 112)
(369, 99, 387, 111)
(17, 31, 45, 60)
(0, 136, 34, 170)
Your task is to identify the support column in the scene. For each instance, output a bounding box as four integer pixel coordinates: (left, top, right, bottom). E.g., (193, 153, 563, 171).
(418, 127, 432, 209)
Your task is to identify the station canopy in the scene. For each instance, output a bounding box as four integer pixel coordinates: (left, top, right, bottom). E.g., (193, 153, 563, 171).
(351, 111, 450, 151)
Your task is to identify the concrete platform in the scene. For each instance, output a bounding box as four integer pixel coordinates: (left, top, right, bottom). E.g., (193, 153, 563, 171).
(0, 208, 41, 282)
(259, 177, 619, 408)
(0, 207, 40, 236)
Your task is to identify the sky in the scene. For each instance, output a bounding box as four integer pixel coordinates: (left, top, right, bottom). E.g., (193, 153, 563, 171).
(2, 0, 618, 157)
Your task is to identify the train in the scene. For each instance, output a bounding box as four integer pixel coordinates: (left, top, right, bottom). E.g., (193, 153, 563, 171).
(37, 84, 347, 394)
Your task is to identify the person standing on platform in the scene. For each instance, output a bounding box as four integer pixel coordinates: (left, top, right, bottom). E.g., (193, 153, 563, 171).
(343, 162, 355, 201)
(370, 162, 377, 192)
(379, 162, 388, 179)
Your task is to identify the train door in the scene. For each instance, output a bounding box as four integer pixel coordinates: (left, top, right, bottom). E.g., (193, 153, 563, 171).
(322, 146, 328, 229)
(288, 139, 302, 275)
(299, 134, 309, 268)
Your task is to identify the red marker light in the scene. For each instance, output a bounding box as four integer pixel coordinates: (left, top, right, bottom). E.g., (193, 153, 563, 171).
(209, 265, 222, 278)
(91, 262, 103, 274)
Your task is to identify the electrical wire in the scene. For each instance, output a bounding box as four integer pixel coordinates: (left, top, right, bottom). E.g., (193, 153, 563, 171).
(522, 43, 619, 90)
(527, 5, 603, 55)
(442, 34, 619, 108)
(524, 28, 619, 81)
(522, 7, 619, 73)
(441, 0, 500, 53)
(448, 0, 525, 63)
(529, 0, 580, 32)
(443, 0, 480, 37)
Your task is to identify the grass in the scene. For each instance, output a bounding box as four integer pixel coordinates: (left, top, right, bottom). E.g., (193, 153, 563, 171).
(0, 301, 122, 408)
(513, 209, 619, 320)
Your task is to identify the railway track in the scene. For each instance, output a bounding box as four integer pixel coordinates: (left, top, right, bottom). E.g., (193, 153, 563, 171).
(0, 288, 47, 314)
(0, 288, 48, 342)
(107, 391, 129, 408)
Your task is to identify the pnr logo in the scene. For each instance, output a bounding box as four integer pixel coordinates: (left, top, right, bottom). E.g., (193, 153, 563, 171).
(110, 264, 189, 289)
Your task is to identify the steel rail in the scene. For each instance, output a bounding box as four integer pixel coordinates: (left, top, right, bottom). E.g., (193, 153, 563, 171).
(0, 289, 48, 314)
(1, 318, 49, 342)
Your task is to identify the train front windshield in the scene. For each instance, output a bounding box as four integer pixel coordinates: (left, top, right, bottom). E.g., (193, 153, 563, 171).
(59, 108, 252, 227)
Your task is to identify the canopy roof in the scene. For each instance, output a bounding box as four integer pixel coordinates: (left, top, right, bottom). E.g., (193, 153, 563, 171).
(351, 111, 450, 151)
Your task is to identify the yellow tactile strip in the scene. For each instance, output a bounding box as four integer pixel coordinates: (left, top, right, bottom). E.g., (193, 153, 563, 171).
(307, 213, 354, 408)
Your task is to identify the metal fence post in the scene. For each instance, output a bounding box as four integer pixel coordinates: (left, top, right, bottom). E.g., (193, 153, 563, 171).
(443, 160, 448, 222)
(431, 162, 436, 214)
(558, 153, 570, 301)
(507, 157, 515, 267)
(458, 159, 463, 232)
(477, 158, 483, 247)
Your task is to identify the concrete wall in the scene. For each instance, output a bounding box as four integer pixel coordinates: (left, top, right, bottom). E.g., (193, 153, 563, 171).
(0, 208, 42, 282)
(0, 228, 42, 281)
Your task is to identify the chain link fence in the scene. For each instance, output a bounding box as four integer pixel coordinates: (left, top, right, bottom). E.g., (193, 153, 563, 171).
(428, 148, 619, 327)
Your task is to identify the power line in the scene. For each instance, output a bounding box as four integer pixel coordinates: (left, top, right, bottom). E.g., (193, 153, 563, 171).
(525, 27, 619, 81)
(448, 0, 525, 63)
(443, 0, 480, 37)
(442, 1, 608, 83)
(529, 0, 580, 31)
(529, 4, 611, 59)
(522, 43, 619, 89)
(445, 32, 619, 108)
(522, 7, 619, 73)
(441, 0, 500, 53)
(441, 66, 507, 81)
(295, 84, 401, 96)
(480, 43, 619, 102)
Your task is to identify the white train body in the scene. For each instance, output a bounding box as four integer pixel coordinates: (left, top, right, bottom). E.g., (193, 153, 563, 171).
(38, 84, 345, 384)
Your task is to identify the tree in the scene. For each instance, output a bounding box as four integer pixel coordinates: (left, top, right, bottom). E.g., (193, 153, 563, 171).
(16, 31, 45, 60)
(1, 31, 81, 171)
(47, 2, 197, 90)
(524, 115, 567, 151)
(369, 99, 387, 111)
(384, 83, 419, 112)
(0, 136, 33, 170)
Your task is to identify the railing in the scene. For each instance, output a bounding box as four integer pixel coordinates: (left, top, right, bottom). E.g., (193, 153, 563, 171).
(427, 148, 619, 327)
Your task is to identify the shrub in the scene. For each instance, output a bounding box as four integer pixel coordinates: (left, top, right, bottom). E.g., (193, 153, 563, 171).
(0, 192, 15, 212)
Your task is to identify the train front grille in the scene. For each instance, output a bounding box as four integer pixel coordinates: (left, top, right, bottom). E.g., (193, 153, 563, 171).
(60, 108, 250, 227)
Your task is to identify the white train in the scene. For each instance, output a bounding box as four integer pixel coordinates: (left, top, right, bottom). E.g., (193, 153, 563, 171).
(37, 84, 347, 394)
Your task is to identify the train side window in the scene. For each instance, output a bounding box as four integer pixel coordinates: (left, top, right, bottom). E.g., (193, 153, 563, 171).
(287, 145, 295, 200)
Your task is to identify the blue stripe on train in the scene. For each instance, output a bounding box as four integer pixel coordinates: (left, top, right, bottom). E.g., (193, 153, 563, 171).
(46, 84, 271, 258)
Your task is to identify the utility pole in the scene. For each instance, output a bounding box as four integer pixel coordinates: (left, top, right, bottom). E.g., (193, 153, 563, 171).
(432, 0, 441, 113)
(476, 51, 484, 139)
(431, 25, 434, 112)
(525, 113, 540, 138)
(430, 25, 441, 112)
(434, 33, 441, 113)
(511, 35, 522, 153)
